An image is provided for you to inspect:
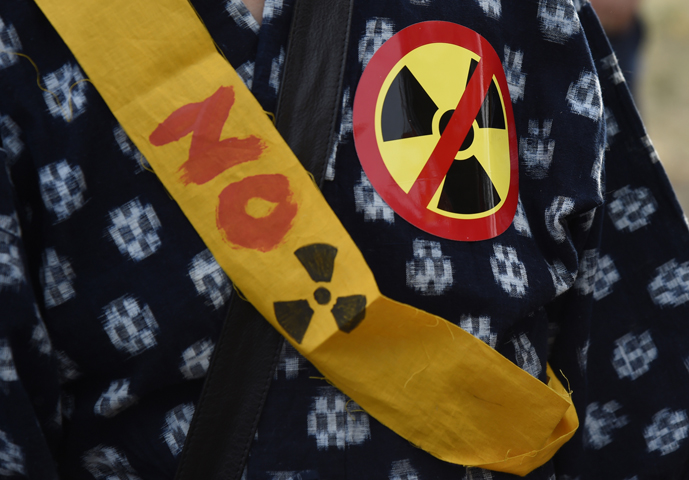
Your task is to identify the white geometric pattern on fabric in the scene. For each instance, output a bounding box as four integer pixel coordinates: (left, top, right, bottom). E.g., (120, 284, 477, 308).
(648, 259, 689, 308)
(42, 63, 88, 122)
(604, 107, 620, 146)
(547, 258, 575, 297)
(490, 244, 528, 298)
(545, 196, 575, 243)
(458, 315, 497, 349)
(0, 115, 24, 164)
(608, 186, 657, 233)
(513, 196, 532, 237)
(583, 401, 629, 450)
(520, 119, 555, 179)
(358, 18, 395, 70)
(55, 350, 81, 383)
(389, 459, 420, 480)
(611, 331, 657, 381)
(263, 0, 285, 24)
(0, 429, 25, 477)
(269, 47, 285, 95)
(274, 341, 305, 380)
(114, 125, 149, 174)
(0, 214, 24, 290)
(307, 387, 371, 450)
(94, 379, 138, 418)
(406, 239, 454, 296)
(644, 409, 689, 456)
(464, 467, 494, 480)
(578, 209, 596, 233)
(577, 339, 590, 375)
(31, 318, 52, 356)
(179, 339, 215, 380)
(102, 296, 159, 356)
(38, 160, 87, 223)
(600, 53, 625, 85)
(0, 339, 18, 386)
(641, 135, 661, 164)
(225, 0, 260, 34)
(574, 249, 620, 300)
(474, 0, 501, 19)
(325, 87, 353, 182)
(0, 17, 21, 70)
(188, 250, 232, 310)
(592, 146, 604, 199)
(503, 46, 526, 102)
(566, 70, 603, 121)
(107, 198, 162, 262)
(537, 0, 581, 44)
(572, 0, 590, 11)
(409, 0, 431, 5)
(41, 247, 76, 308)
(511, 333, 542, 378)
(235, 60, 255, 90)
(82, 445, 142, 480)
(354, 171, 395, 223)
(163, 403, 195, 457)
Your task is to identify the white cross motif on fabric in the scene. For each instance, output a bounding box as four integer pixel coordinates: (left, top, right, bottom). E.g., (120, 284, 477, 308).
(102, 295, 159, 356)
(41, 247, 76, 308)
(354, 171, 395, 223)
(0, 214, 24, 290)
(545, 196, 575, 243)
(648, 259, 689, 308)
(235, 60, 256, 90)
(608, 185, 657, 233)
(574, 249, 620, 300)
(42, 63, 89, 122)
(511, 333, 542, 378)
(503, 46, 526, 103)
(179, 339, 215, 380)
(409, 0, 432, 6)
(0, 17, 21, 70)
(464, 467, 494, 480)
(114, 125, 150, 174)
(274, 341, 305, 380)
(389, 459, 421, 480)
(94, 379, 138, 418)
(512, 197, 533, 237)
(0, 115, 24, 164)
(358, 17, 395, 70)
(547, 258, 575, 297)
(0, 429, 25, 477)
(225, 0, 260, 34)
(537, 0, 581, 44)
(163, 403, 195, 457)
(520, 119, 555, 179)
(600, 53, 625, 85)
(0, 339, 18, 389)
(263, 0, 285, 24)
(566, 70, 603, 121)
(306, 387, 371, 450)
(107, 198, 162, 262)
(611, 330, 657, 381)
(474, 0, 501, 19)
(604, 107, 620, 146)
(583, 401, 630, 450)
(490, 244, 529, 298)
(82, 445, 142, 480)
(325, 87, 353, 181)
(458, 315, 497, 349)
(644, 409, 689, 456)
(188, 250, 232, 310)
(38, 160, 88, 224)
(406, 238, 454, 296)
(269, 47, 285, 94)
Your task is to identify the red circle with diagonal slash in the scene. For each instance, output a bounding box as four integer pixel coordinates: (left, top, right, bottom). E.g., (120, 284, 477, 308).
(353, 21, 518, 242)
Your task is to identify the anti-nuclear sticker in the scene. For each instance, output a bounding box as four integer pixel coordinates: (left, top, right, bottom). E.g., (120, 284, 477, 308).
(353, 21, 518, 241)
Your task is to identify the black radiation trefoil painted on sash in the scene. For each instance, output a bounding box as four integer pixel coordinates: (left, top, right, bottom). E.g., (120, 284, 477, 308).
(380, 58, 505, 215)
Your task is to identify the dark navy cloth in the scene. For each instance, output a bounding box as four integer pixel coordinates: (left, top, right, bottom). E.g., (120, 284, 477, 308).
(1, 1, 688, 479)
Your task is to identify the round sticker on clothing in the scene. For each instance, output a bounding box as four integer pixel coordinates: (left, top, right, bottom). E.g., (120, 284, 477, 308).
(353, 21, 518, 241)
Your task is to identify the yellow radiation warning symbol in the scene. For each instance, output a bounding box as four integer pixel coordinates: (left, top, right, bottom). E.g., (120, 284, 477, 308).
(353, 21, 519, 241)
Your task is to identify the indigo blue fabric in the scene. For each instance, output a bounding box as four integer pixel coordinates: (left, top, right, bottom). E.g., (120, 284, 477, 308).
(0, 1, 688, 479)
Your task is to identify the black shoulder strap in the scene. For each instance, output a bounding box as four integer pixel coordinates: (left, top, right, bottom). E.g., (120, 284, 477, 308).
(174, 1, 354, 479)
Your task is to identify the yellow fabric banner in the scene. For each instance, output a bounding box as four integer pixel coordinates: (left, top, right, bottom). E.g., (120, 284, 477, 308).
(34, 0, 578, 474)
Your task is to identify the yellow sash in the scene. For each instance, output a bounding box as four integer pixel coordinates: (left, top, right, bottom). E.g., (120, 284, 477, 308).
(34, 0, 578, 474)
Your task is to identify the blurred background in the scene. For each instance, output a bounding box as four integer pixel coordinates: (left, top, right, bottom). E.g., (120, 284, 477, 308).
(593, 0, 689, 212)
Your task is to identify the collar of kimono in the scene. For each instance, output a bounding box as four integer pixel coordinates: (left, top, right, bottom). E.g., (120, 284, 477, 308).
(35, 0, 577, 474)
